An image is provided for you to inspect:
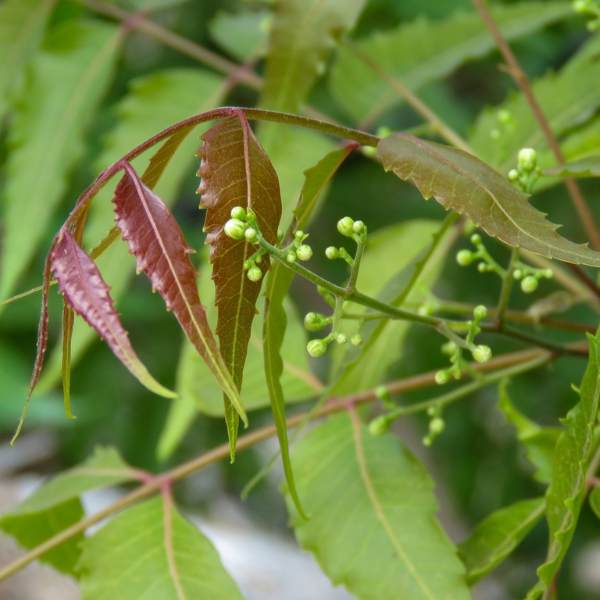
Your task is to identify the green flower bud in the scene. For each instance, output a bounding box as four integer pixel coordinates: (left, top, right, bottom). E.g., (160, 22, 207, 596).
(435, 370, 450, 385)
(368, 416, 391, 437)
(456, 249, 474, 266)
(521, 275, 538, 293)
(473, 305, 488, 320)
(543, 268, 553, 279)
(296, 245, 313, 261)
(230, 206, 246, 220)
(307, 339, 327, 358)
(295, 230, 305, 240)
(286, 252, 297, 263)
(472, 345, 492, 363)
(337, 217, 355, 237)
(335, 333, 348, 345)
(244, 227, 258, 243)
(353, 220, 366, 235)
(350, 334, 363, 347)
(470, 233, 482, 245)
(243, 260, 252, 270)
(513, 269, 523, 279)
(325, 246, 339, 259)
(304, 312, 325, 331)
(518, 148, 537, 173)
(508, 169, 519, 182)
(441, 341, 456, 356)
(247, 266, 262, 282)
(223, 218, 247, 240)
(573, 0, 593, 14)
(477, 262, 488, 273)
(497, 110, 512, 124)
(429, 417, 445, 434)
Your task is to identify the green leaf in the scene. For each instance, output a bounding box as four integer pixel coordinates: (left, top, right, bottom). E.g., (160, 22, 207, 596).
(209, 8, 270, 62)
(78, 496, 244, 600)
(37, 68, 224, 392)
(498, 381, 561, 484)
(589, 487, 600, 521)
(330, 2, 573, 123)
(542, 155, 600, 178)
(285, 413, 471, 600)
(0, 20, 121, 302)
(530, 331, 600, 596)
(198, 113, 282, 458)
(378, 133, 600, 267)
(0, 0, 55, 125)
(0, 447, 137, 575)
(458, 497, 546, 586)
(156, 390, 198, 461)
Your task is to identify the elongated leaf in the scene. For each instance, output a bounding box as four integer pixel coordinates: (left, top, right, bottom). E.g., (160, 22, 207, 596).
(285, 413, 471, 600)
(589, 487, 600, 521)
(0, 0, 55, 125)
(378, 133, 600, 266)
(458, 497, 545, 586)
(529, 331, 600, 597)
(0, 447, 137, 575)
(330, 2, 572, 123)
(37, 69, 225, 391)
(0, 20, 121, 302)
(542, 155, 600, 178)
(197, 113, 282, 455)
(112, 165, 245, 424)
(78, 496, 244, 600)
(498, 381, 560, 484)
(50, 228, 176, 398)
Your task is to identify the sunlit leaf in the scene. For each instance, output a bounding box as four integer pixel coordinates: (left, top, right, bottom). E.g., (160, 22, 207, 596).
(330, 2, 573, 124)
(209, 8, 270, 61)
(285, 413, 471, 600)
(50, 228, 176, 398)
(458, 497, 545, 586)
(197, 113, 282, 456)
(78, 496, 244, 600)
(378, 133, 600, 266)
(0, 0, 55, 125)
(0, 20, 121, 302)
(528, 331, 600, 597)
(0, 447, 137, 575)
(542, 155, 600, 178)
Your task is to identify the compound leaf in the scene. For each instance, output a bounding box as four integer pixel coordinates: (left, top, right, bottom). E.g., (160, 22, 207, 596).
(378, 133, 600, 267)
(50, 228, 175, 398)
(78, 496, 244, 600)
(285, 413, 471, 600)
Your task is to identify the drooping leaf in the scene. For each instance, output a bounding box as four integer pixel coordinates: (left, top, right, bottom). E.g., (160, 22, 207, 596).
(378, 133, 600, 267)
(209, 8, 270, 62)
(0, 0, 55, 125)
(78, 496, 244, 600)
(50, 228, 176, 398)
(285, 413, 471, 600)
(542, 155, 600, 178)
(498, 380, 561, 484)
(0, 447, 138, 575)
(37, 69, 225, 392)
(0, 20, 121, 302)
(112, 164, 245, 423)
(197, 113, 282, 456)
(528, 331, 600, 597)
(330, 2, 573, 123)
(458, 497, 546, 586)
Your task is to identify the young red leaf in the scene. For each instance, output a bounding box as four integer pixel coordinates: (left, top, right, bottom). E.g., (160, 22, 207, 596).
(112, 163, 246, 426)
(50, 227, 176, 399)
(197, 112, 282, 454)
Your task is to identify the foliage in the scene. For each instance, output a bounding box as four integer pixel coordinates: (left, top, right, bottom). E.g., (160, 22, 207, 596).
(1, 1, 600, 599)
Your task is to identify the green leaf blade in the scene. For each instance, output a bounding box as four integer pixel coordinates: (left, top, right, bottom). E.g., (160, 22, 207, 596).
(542, 155, 600, 178)
(378, 133, 600, 267)
(285, 413, 471, 600)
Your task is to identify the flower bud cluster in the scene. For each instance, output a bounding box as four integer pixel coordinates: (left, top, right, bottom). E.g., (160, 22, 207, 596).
(508, 148, 541, 193)
(455, 233, 506, 277)
(337, 217, 367, 240)
(573, 0, 600, 30)
(512, 266, 553, 294)
(423, 406, 446, 447)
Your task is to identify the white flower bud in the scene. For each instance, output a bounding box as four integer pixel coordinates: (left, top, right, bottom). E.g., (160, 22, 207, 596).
(247, 266, 262, 282)
(296, 245, 313, 261)
(518, 148, 537, 173)
(472, 345, 492, 363)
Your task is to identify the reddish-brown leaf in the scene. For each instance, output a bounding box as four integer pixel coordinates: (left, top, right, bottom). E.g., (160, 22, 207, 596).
(50, 228, 175, 398)
(112, 164, 246, 423)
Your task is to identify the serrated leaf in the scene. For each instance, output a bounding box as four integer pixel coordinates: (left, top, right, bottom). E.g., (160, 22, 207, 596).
(0, 0, 55, 125)
(378, 133, 600, 267)
(197, 113, 282, 456)
(0, 447, 137, 575)
(330, 2, 572, 123)
(37, 69, 225, 391)
(209, 8, 270, 62)
(498, 381, 561, 484)
(531, 331, 600, 595)
(50, 228, 176, 398)
(285, 413, 471, 600)
(458, 497, 545, 586)
(78, 496, 244, 600)
(0, 20, 121, 302)
(542, 155, 600, 178)
(112, 165, 245, 423)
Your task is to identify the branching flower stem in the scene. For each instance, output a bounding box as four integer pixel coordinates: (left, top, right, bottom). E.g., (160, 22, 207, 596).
(0, 347, 558, 583)
(495, 247, 519, 328)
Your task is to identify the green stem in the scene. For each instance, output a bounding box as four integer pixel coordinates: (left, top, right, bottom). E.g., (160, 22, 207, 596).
(495, 247, 519, 328)
(347, 234, 367, 293)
